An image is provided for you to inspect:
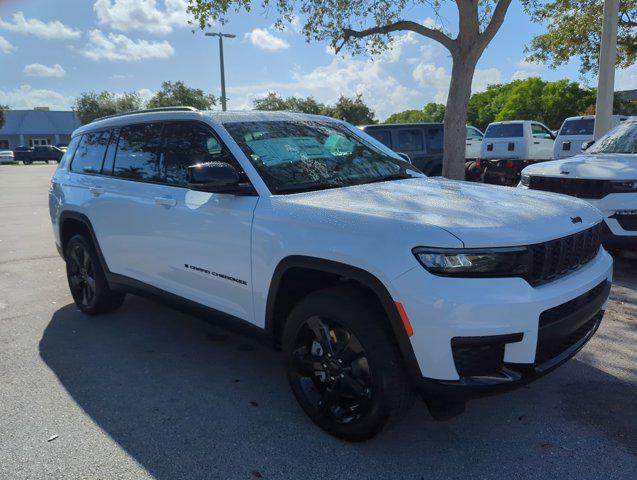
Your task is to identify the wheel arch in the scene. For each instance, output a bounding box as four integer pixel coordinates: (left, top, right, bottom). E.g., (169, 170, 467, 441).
(59, 211, 110, 273)
(265, 255, 423, 383)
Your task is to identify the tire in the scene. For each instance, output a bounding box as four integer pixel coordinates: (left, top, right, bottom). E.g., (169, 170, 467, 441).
(65, 234, 126, 315)
(45, 160, 49, 164)
(23, 160, 32, 165)
(282, 285, 414, 441)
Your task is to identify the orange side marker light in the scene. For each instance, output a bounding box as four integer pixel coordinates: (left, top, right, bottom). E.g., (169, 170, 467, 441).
(395, 302, 414, 337)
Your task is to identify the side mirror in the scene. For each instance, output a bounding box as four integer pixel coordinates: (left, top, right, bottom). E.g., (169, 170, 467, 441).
(187, 162, 251, 194)
(581, 140, 595, 151)
(396, 152, 412, 163)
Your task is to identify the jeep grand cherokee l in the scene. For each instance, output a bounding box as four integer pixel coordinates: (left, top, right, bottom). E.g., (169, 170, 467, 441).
(49, 107, 613, 440)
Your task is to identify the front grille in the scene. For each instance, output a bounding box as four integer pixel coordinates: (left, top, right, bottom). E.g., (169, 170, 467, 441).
(526, 223, 602, 286)
(612, 214, 637, 231)
(535, 315, 599, 365)
(539, 281, 607, 327)
(528, 176, 609, 199)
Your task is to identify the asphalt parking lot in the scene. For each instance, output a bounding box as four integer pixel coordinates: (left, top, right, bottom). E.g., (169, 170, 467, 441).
(0, 164, 635, 480)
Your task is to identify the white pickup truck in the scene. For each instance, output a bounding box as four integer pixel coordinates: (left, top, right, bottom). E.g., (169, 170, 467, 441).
(479, 120, 555, 185)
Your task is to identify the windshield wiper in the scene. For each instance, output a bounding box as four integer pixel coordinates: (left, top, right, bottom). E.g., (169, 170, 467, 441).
(273, 181, 345, 194)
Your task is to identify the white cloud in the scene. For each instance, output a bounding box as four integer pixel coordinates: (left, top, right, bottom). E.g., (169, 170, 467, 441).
(0, 35, 15, 54)
(93, 0, 190, 35)
(244, 28, 289, 51)
(0, 12, 80, 40)
(0, 85, 73, 110)
(24, 63, 66, 78)
(472, 68, 502, 92)
(412, 63, 450, 103)
(511, 57, 543, 81)
(137, 88, 156, 104)
(81, 29, 174, 61)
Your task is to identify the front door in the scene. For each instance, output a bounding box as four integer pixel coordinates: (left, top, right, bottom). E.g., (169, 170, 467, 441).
(148, 121, 258, 322)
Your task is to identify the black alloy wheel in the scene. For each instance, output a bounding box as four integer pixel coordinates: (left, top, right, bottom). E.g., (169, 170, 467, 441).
(67, 242, 97, 309)
(289, 315, 373, 424)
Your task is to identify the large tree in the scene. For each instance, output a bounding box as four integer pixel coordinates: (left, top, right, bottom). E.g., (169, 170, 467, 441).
(466, 77, 631, 130)
(523, 0, 637, 74)
(146, 81, 216, 110)
(385, 103, 446, 123)
(253, 92, 325, 114)
(322, 94, 376, 125)
(187, 0, 514, 179)
(0, 105, 8, 130)
(73, 91, 143, 125)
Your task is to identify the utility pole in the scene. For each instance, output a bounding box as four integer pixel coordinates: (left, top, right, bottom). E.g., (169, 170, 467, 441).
(205, 32, 236, 111)
(593, 0, 620, 140)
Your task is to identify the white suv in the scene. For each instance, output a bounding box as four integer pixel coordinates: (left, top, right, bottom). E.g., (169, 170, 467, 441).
(522, 119, 637, 250)
(480, 120, 555, 185)
(49, 108, 612, 440)
(553, 115, 629, 160)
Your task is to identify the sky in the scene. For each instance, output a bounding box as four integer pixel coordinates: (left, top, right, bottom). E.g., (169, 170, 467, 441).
(0, 0, 635, 121)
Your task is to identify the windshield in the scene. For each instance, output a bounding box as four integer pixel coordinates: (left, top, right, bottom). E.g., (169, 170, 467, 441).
(560, 118, 595, 136)
(223, 120, 423, 194)
(588, 121, 637, 154)
(484, 124, 523, 138)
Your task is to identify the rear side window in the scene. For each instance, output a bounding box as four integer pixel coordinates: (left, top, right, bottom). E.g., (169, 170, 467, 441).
(559, 119, 594, 136)
(113, 123, 162, 181)
(426, 126, 443, 154)
(484, 124, 523, 138)
(161, 122, 232, 186)
(63, 135, 82, 166)
(397, 129, 423, 151)
(71, 131, 110, 174)
(367, 129, 392, 148)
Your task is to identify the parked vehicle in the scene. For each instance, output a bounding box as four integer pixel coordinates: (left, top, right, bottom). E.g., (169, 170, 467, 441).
(479, 120, 555, 185)
(0, 150, 16, 164)
(360, 123, 483, 176)
(521, 119, 637, 251)
(50, 108, 612, 440)
(553, 115, 629, 160)
(14, 145, 65, 164)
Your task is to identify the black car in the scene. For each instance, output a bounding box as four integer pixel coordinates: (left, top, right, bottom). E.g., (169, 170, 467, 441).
(14, 145, 65, 164)
(361, 123, 445, 175)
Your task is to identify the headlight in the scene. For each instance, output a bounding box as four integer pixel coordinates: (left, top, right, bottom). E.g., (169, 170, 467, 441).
(412, 247, 530, 277)
(609, 180, 637, 193)
(520, 173, 530, 186)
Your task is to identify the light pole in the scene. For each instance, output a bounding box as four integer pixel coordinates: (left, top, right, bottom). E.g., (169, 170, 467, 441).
(205, 32, 236, 111)
(593, 0, 620, 140)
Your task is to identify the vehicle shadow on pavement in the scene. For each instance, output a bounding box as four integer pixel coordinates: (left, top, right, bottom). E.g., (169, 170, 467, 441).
(39, 294, 636, 480)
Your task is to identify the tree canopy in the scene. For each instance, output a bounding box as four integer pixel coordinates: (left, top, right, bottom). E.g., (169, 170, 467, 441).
(146, 81, 216, 110)
(73, 91, 144, 125)
(523, 0, 637, 74)
(385, 103, 446, 123)
(466, 77, 633, 130)
(0, 105, 8, 131)
(253, 92, 376, 124)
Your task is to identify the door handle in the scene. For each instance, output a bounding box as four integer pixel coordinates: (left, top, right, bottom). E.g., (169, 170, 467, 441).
(89, 186, 104, 196)
(154, 196, 177, 207)
(533, 141, 540, 144)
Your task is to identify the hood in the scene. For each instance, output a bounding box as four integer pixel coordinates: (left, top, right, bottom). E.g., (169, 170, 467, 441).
(523, 153, 637, 180)
(274, 177, 602, 248)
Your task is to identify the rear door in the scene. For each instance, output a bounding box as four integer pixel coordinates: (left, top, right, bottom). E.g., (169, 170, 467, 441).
(366, 128, 392, 149)
(395, 127, 428, 171)
(144, 121, 258, 321)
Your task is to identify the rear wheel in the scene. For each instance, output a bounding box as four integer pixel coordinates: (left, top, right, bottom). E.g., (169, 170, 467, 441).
(283, 286, 414, 441)
(23, 160, 32, 165)
(65, 235, 125, 314)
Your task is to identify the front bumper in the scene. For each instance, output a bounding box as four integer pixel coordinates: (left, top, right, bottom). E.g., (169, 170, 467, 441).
(588, 195, 637, 250)
(391, 248, 613, 398)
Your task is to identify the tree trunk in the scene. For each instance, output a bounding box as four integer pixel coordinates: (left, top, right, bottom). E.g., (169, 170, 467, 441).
(442, 56, 478, 180)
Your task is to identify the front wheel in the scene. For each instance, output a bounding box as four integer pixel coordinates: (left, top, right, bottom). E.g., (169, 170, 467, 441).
(65, 235, 125, 314)
(282, 286, 414, 441)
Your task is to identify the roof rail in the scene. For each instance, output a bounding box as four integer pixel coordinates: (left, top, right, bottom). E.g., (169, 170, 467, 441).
(93, 106, 199, 123)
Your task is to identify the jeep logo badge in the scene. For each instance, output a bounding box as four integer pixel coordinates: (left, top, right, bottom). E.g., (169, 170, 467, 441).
(571, 216, 582, 224)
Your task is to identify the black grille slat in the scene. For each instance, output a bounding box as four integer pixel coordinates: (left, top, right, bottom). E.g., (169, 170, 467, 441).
(526, 223, 602, 286)
(529, 176, 609, 199)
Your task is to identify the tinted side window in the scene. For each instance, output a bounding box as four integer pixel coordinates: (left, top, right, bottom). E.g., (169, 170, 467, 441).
(560, 119, 594, 136)
(113, 123, 162, 181)
(367, 130, 392, 148)
(161, 122, 231, 186)
(71, 131, 110, 173)
(62, 135, 82, 166)
(426, 126, 443, 154)
(484, 124, 524, 138)
(397, 129, 423, 151)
